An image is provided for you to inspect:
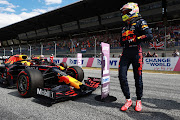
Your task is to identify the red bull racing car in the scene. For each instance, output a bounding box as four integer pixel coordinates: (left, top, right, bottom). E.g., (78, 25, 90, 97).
(0, 55, 100, 104)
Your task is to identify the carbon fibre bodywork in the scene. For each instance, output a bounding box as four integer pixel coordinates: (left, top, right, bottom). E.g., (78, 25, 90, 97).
(0, 55, 101, 104)
(34, 77, 100, 105)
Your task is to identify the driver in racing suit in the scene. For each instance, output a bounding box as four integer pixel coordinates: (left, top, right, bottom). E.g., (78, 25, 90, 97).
(119, 2, 153, 111)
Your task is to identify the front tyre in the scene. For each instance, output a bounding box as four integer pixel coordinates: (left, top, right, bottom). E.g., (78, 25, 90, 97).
(17, 69, 43, 97)
(66, 66, 84, 82)
(60, 62, 67, 70)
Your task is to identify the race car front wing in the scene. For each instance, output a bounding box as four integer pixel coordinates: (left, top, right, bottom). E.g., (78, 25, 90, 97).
(34, 77, 101, 105)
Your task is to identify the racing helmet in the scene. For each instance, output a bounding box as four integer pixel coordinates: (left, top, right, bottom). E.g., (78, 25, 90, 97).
(120, 2, 139, 21)
(39, 55, 44, 60)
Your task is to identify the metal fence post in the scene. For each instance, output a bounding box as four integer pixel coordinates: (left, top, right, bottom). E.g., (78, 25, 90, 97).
(41, 43, 43, 55)
(3, 47, 5, 56)
(19, 45, 21, 54)
(53, 41, 57, 57)
(28, 44, 31, 57)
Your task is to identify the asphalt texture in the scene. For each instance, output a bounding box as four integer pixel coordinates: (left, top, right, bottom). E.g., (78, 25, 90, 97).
(0, 69, 180, 120)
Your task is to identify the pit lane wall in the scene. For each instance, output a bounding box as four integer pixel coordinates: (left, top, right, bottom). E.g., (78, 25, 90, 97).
(50, 57, 180, 71)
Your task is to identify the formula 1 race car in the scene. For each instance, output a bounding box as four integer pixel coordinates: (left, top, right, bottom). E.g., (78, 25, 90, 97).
(0, 55, 47, 85)
(0, 54, 100, 104)
(0, 54, 31, 86)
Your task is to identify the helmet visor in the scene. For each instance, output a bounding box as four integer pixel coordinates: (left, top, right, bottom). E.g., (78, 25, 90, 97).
(121, 9, 132, 15)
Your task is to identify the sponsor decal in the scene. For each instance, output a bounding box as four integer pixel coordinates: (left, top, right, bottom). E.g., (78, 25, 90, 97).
(110, 60, 118, 66)
(49, 57, 180, 71)
(53, 59, 61, 64)
(70, 59, 73, 64)
(102, 46, 109, 51)
(102, 56, 109, 75)
(153, 67, 173, 71)
(145, 58, 171, 67)
(37, 88, 54, 99)
(122, 30, 134, 37)
(77, 53, 82, 67)
(101, 42, 110, 99)
(102, 76, 110, 84)
(144, 58, 174, 71)
(69, 59, 84, 65)
(130, 25, 135, 31)
(122, 35, 136, 41)
(102, 84, 109, 96)
(97, 59, 102, 65)
(97, 59, 118, 66)
(25, 66, 38, 69)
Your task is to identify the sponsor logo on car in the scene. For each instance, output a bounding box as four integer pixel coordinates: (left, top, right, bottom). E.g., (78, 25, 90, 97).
(25, 66, 39, 69)
(37, 88, 55, 99)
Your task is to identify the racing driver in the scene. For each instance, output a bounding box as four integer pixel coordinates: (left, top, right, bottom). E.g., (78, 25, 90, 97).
(119, 2, 153, 111)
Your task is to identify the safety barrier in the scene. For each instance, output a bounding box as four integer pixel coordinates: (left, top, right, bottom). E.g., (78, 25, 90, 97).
(50, 57, 180, 71)
(0, 57, 179, 71)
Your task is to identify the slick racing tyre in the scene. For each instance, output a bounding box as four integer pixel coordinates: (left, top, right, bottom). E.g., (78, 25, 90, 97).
(60, 62, 67, 70)
(17, 69, 43, 97)
(66, 66, 84, 82)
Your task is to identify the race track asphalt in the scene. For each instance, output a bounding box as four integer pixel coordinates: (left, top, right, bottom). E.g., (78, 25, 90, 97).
(0, 69, 179, 120)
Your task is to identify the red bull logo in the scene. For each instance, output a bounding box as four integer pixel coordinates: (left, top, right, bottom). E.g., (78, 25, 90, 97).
(5, 55, 28, 64)
(122, 30, 134, 37)
(122, 35, 137, 41)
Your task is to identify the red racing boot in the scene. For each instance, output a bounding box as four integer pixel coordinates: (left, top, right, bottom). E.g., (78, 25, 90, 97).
(135, 100, 142, 112)
(121, 99, 132, 111)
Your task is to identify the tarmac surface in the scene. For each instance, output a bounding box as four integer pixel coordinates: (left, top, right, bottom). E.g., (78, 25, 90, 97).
(0, 69, 179, 120)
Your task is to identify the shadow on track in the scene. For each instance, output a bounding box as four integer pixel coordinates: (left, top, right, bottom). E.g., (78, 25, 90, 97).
(75, 95, 178, 120)
(8, 91, 21, 97)
(0, 83, 9, 88)
(8, 91, 62, 107)
(126, 111, 175, 120)
(141, 97, 180, 110)
(74, 93, 123, 109)
(7, 91, 33, 102)
(126, 97, 180, 120)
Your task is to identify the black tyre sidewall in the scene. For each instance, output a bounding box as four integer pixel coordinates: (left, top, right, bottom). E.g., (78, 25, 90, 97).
(67, 66, 84, 82)
(17, 69, 43, 97)
(60, 62, 67, 69)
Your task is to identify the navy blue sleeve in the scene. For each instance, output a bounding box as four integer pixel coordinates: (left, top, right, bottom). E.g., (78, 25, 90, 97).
(138, 19, 153, 42)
